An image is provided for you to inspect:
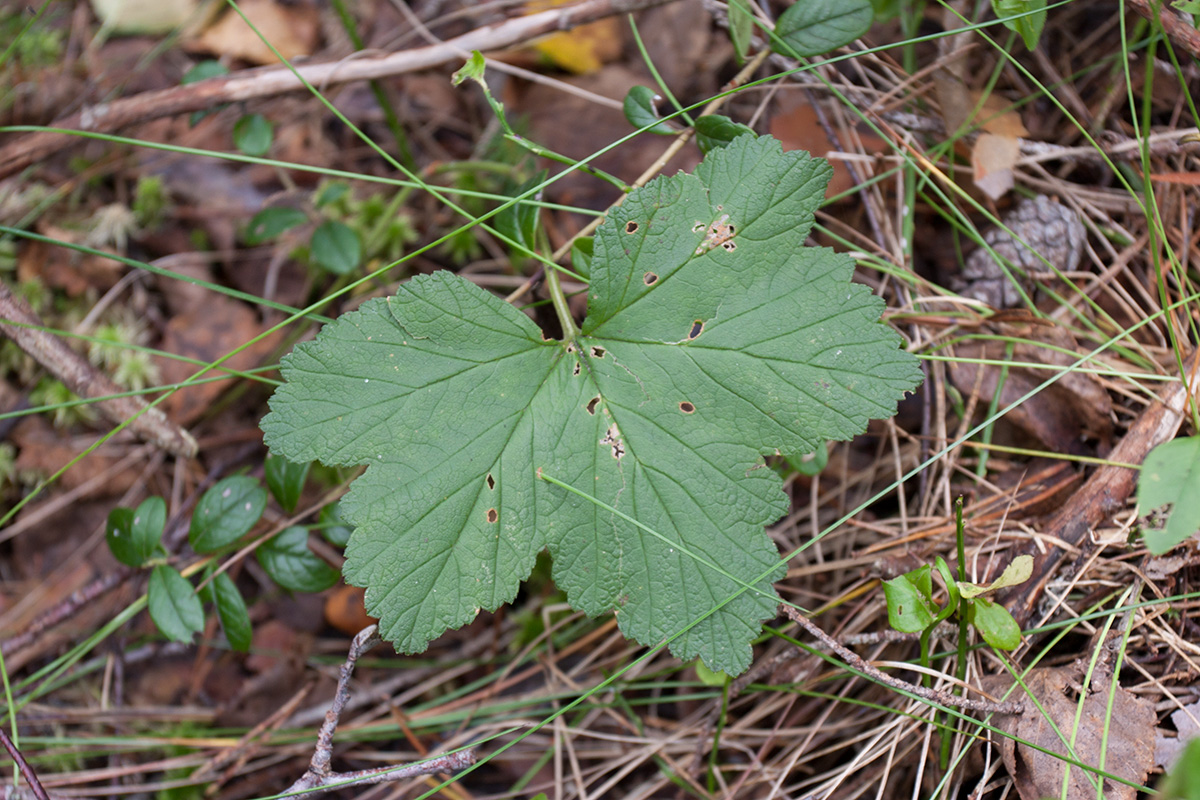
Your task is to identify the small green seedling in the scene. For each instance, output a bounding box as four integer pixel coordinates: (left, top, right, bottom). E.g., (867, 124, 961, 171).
(883, 553, 1031, 655)
(106, 465, 340, 650)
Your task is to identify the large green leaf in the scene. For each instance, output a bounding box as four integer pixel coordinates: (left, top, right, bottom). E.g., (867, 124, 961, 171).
(262, 136, 921, 674)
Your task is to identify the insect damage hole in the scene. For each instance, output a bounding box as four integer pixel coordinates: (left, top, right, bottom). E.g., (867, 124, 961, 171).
(679, 401, 695, 414)
(591, 346, 606, 358)
(601, 424, 625, 460)
(586, 396, 600, 415)
(687, 320, 704, 339)
(624, 220, 639, 234)
(486, 508, 498, 523)
(643, 272, 658, 285)
(486, 473, 495, 490)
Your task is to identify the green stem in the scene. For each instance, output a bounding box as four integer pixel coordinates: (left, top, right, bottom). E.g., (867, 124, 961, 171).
(545, 263, 578, 341)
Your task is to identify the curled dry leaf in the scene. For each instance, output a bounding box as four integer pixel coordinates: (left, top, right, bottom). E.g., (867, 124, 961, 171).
(982, 664, 1157, 800)
(947, 322, 1113, 454)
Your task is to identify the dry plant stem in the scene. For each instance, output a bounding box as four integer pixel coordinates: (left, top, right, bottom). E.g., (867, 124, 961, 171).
(778, 604, 1024, 716)
(1127, 0, 1200, 58)
(0, 0, 677, 180)
(0, 728, 50, 800)
(0, 285, 196, 458)
(0, 567, 131, 656)
(286, 625, 475, 798)
(995, 349, 1200, 626)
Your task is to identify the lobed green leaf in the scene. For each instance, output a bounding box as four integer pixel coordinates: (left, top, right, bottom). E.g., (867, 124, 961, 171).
(263, 136, 922, 674)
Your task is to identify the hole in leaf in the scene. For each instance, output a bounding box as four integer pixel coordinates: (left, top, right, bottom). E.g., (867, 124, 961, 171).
(572, 361, 581, 376)
(591, 346, 606, 358)
(586, 396, 600, 415)
(625, 220, 639, 234)
(643, 272, 658, 285)
(679, 401, 695, 414)
(692, 221, 705, 233)
(601, 425, 625, 460)
(486, 473, 495, 490)
(487, 508, 498, 523)
(722, 241, 736, 252)
(688, 320, 704, 339)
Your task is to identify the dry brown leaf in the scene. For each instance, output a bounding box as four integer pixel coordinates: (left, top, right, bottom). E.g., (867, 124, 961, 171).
(189, 0, 319, 64)
(983, 664, 1157, 800)
(972, 132, 1021, 200)
(948, 323, 1113, 452)
(524, 0, 622, 74)
(971, 90, 1029, 137)
(154, 295, 281, 424)
(769, 103, 888, 201)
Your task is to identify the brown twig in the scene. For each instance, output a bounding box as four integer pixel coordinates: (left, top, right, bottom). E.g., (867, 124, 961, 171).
(0, 284, 196, 458)
(0, 728, 50, 800)
(0, 0, 677, 181)
(285, 625, 475, 799)
(1127, 0, 1200, 59)
(0, 568, 132, 657)
(778, 604, 1024, 716)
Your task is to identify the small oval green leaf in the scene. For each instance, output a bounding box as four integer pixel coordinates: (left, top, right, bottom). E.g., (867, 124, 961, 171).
(107, 496, 165, 567)
(969, 596, 1021, 650)
(210, 571, 252, 651)
(695, 660, 731, 687)
(189, 476, 267, 553)
(265, 453, 310, 514)
(148, 565, 204, 643)
(318, 501, 353, 548)
(570, 235, 593, 280)
(245, 207, 307, 246)
(957, 554, 1033, 599)
(773, 0, 873, 57)
(992, 0, 1047, 51)
(496, 171, 547, 254)
(728, 0, 755, 60)
(694, 115, 755, 154)
(310, 220, 361, 275)
(233, 113, 273, 157)
(882, 565, 936, 633)
(257, 526, 339, 592)
(182, 60, 228, 84)
(623, 86, 675, 135)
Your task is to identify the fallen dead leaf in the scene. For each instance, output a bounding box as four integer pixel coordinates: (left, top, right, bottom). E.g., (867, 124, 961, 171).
(154, 295, 282, 425)
(972, 132, 1021, 201)
(948, 322, 1113, 454)
(770, 102, 888, 201)
(524, 0, 622, 74)
(188, 0, 320, 64)
(983, 663, 1157, 800)
(1155, 698, 1200, 770)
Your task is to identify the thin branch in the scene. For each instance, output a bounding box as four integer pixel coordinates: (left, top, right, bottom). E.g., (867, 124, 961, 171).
(1127, 0, 1200, 59)
(0, 0, 678, 181)
(778, 604, 1023, 716)
(285, 625, 475, 799)
(0, 728, 50, 800)
(0, 284, 197, 458)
